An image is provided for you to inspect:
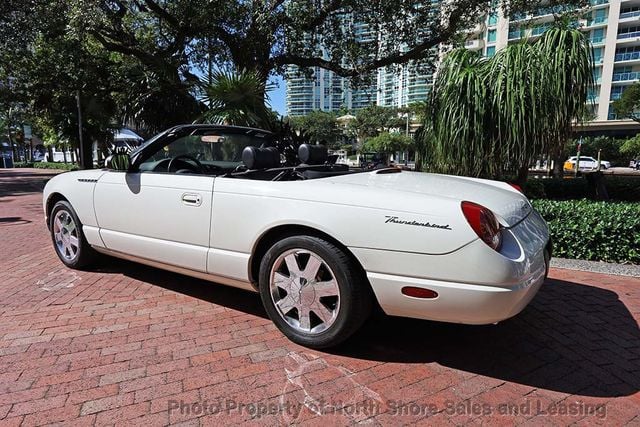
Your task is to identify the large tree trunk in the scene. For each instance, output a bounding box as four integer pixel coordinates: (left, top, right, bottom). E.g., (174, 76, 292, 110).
(515, 165, 529, 186)
(551, 142, 565, 179)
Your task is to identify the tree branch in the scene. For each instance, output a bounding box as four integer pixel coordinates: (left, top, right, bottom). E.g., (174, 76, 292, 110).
(273, 30, 448, 77)
(301, 0, 344, 31)
(141, 0, 180, 28)
(274, 4, 465, 77)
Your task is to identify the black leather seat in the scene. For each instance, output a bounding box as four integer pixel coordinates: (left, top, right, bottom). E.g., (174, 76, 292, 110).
(242, 146, 280, 170)
(298, 144, 328, 165)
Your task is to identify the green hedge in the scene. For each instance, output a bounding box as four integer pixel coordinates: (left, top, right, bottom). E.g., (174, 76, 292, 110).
(13, 162, 79, 171)
(531, 199, 640, 264)
(524, 176, 640, 202)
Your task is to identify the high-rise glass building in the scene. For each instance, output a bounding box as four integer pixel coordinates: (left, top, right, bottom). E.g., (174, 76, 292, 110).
(287, 1, 640, 134)
(285, 17, 378, 116)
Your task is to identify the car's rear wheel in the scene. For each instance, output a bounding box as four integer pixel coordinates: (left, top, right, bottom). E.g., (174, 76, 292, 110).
(50, 200, 96, 269)
(258, 235, 372, 348)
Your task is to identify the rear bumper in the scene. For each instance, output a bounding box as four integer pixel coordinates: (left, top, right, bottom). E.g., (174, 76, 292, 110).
(356, 208, 550, 325)
(367, 265, 545, 325)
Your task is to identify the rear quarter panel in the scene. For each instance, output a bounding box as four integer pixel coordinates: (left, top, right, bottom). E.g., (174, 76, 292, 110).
(211, 177, 475, 256)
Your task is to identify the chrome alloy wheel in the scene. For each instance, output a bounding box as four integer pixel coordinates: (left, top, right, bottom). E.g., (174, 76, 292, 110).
(269, 249, 341, 334)
(53, 210, 79, 262)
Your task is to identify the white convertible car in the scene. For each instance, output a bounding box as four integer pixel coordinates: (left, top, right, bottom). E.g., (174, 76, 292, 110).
(43, 125, 551, 348)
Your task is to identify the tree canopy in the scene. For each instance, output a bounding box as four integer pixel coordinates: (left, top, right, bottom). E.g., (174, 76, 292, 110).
(612, 83, 640, 123)
(621, 135, 640, 158)
(349, 105, 406, 140)
(289, 111, 341, 147)
(362, 132, 413, 154)
(0, 0, 587, 164)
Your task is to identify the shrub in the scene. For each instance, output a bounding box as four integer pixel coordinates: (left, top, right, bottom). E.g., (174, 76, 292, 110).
(605, 176, 640, 202)
(524, 176, 640, 202)
(14, 162, 79, 171)
(531, 199, 640, 264)
(13, 162, 34, 168)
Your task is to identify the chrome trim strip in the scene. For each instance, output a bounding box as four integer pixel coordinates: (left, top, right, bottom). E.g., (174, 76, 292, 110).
(92, 246, 257, 292)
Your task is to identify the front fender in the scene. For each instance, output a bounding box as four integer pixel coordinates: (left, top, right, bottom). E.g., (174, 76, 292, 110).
(43, 170, 107, 228)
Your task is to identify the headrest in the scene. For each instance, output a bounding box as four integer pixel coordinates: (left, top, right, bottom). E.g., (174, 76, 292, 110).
(298, 144, 328, 165)
(242, 146, 280, 170)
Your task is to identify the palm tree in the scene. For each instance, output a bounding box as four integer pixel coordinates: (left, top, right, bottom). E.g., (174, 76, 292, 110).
(116, 69, 204, 137)
(421, 26, 593, 181)
(198, 69, 275, 128)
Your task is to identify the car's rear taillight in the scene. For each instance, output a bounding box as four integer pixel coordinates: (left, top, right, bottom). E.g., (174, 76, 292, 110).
(508, 183, 522, 193)
(461, 201, 502, 251)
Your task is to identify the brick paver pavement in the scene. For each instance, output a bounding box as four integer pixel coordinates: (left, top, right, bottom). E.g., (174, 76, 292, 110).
(0, 168, 639, 426)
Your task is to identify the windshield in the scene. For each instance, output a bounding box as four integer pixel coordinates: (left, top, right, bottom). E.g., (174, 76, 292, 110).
(137, 127, 273, 174)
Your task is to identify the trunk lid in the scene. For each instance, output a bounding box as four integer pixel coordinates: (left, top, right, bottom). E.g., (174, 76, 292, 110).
(326, 170, 531, 227)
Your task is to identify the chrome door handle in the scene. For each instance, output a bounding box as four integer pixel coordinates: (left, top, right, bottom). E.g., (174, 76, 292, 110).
(181, 193, 202, 206)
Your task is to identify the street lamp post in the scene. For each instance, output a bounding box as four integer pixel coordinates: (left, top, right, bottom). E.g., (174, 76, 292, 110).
(76, 90, 92, 169)
(404, 113, 410, 166)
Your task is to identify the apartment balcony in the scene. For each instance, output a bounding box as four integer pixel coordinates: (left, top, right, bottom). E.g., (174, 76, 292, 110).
(585, 16, 609, 28)
(614, 51, 640, 63)
(590, 36, 606, 45)
(531, 25, 552, 37)
(511, 4, 574, 22)
(464, 39, 484, 50)
(590, 0, 608, 7)
(465, 23, 484, 36)
(617, 31, 640, 46)
(611, 71, 640, 83)
(620, 10, 640, 22)
(508, 30, 524, 40)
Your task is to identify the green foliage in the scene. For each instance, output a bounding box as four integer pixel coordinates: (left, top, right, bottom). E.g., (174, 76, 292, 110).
(532, 199, 640, 264)
(612, 82, 640, 123)
(422, 27, 593, 179)
(289, 111, 341, 147)
(569, 136, 627, 166)
(268, 119, 313, 166)
(523, 177, 640, 202)
(0, 0, 590, 165)
(14, 162, 79, 171)
(350, 105, 406, 140)
(362, 132, 414, 153)
(199, 70, 274, 128)
(620, 134, 640, 157)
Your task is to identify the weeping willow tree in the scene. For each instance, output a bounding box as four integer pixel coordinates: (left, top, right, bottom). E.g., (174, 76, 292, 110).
(421, 26, 593, 180)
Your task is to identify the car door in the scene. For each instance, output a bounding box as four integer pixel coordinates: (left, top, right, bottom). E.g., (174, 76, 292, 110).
(94, 138, 215, 272)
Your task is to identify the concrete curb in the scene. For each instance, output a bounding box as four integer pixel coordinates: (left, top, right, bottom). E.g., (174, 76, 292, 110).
(551, 257, 640, 278)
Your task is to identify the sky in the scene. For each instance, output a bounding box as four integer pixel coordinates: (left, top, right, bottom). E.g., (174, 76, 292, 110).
(268, 75, 287, 116)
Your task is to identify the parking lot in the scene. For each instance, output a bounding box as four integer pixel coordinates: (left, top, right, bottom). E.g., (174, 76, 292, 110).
(0, 168, 639, 425)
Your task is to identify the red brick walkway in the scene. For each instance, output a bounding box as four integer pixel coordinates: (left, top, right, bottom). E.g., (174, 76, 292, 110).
(1, 168, 639, 426)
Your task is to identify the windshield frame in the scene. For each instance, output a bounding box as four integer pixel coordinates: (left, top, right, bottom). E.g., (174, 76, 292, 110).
(129, 125, 273, 173)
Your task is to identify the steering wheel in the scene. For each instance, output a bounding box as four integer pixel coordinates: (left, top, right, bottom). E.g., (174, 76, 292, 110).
(167, 155, 203, 174)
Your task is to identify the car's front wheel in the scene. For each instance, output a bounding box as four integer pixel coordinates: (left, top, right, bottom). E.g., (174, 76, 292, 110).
(258, 235, 372, 348)
(50, 200, 96, 269)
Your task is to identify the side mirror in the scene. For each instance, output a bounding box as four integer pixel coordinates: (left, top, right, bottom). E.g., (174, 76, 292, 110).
(105, 152, 131, 171)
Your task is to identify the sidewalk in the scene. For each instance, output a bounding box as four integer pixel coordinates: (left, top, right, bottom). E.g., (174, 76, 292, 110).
(0, 168, 638, 425)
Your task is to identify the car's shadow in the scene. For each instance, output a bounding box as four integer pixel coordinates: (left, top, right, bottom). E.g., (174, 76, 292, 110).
(95, 258, 639, 398)
(94, 258, 268, 318)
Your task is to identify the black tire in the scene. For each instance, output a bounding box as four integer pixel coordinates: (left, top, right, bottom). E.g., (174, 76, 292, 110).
(50, 200, 97, 269)
(258, 235, 372, 349)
